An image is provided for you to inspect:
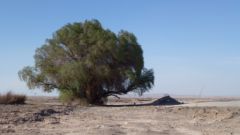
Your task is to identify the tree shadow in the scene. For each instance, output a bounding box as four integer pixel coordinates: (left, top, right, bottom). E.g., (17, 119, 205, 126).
(102, 96, 184, 107)
(101, 103, 152, 107)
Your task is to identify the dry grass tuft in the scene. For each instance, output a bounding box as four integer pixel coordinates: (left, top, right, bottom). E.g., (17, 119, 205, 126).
(0, 92, 26, 104)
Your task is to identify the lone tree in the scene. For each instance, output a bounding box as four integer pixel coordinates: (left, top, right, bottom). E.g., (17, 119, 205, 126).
(19, 20, 154, 105)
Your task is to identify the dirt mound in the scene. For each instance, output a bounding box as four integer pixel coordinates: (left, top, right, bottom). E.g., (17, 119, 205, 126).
(151, 96, 183, 105)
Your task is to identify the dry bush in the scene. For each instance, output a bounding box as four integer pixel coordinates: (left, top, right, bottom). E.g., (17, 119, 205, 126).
(0, 92, 26, 104)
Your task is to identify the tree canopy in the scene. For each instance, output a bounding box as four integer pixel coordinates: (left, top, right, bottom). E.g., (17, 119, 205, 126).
(19, 20, 154, 104)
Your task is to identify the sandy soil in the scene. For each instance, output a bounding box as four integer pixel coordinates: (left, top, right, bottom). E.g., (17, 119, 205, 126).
(0, 97, 240, 135)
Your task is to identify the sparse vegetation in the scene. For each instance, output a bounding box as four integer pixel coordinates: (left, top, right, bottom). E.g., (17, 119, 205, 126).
(0, 92, 26, 104)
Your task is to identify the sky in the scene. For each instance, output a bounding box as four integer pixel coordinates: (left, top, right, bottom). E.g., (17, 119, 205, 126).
(0, 0, 239, 96)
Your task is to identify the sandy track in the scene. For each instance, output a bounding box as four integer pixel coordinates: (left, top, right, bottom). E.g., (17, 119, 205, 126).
(182, 100, 240, 107)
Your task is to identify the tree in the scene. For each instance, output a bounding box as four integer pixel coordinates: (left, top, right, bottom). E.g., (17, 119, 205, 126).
(19, 20, 154, 105)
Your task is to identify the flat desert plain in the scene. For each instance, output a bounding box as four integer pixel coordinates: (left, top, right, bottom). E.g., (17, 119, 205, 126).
(0, 96, 240, 135)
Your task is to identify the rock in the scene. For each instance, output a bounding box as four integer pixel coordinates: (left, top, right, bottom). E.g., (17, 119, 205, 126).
(1, 128, 15, 133)
(37, 109, 59, 116)
(11, 107, 74, 125)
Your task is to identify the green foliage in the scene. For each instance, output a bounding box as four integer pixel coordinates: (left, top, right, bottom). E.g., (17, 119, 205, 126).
(59, 89, 75, 102)
(19, 19, 154, 105)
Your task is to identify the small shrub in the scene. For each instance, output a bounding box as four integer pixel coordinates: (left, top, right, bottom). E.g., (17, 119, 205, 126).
(0, 92, 26, 104)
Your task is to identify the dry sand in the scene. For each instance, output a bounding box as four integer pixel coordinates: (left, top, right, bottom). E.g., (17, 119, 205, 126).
(0, 96, 240, 135)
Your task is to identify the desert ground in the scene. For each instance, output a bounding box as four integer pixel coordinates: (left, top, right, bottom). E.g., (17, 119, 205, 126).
(0, 96, 240, 135)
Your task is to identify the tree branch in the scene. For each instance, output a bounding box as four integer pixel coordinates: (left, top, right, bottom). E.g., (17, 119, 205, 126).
(111, 94, 120, 99)
(39, 82, 59, 89)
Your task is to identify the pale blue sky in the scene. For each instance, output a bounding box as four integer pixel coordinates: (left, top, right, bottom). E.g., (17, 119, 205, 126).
(0, 0, 239, 96)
